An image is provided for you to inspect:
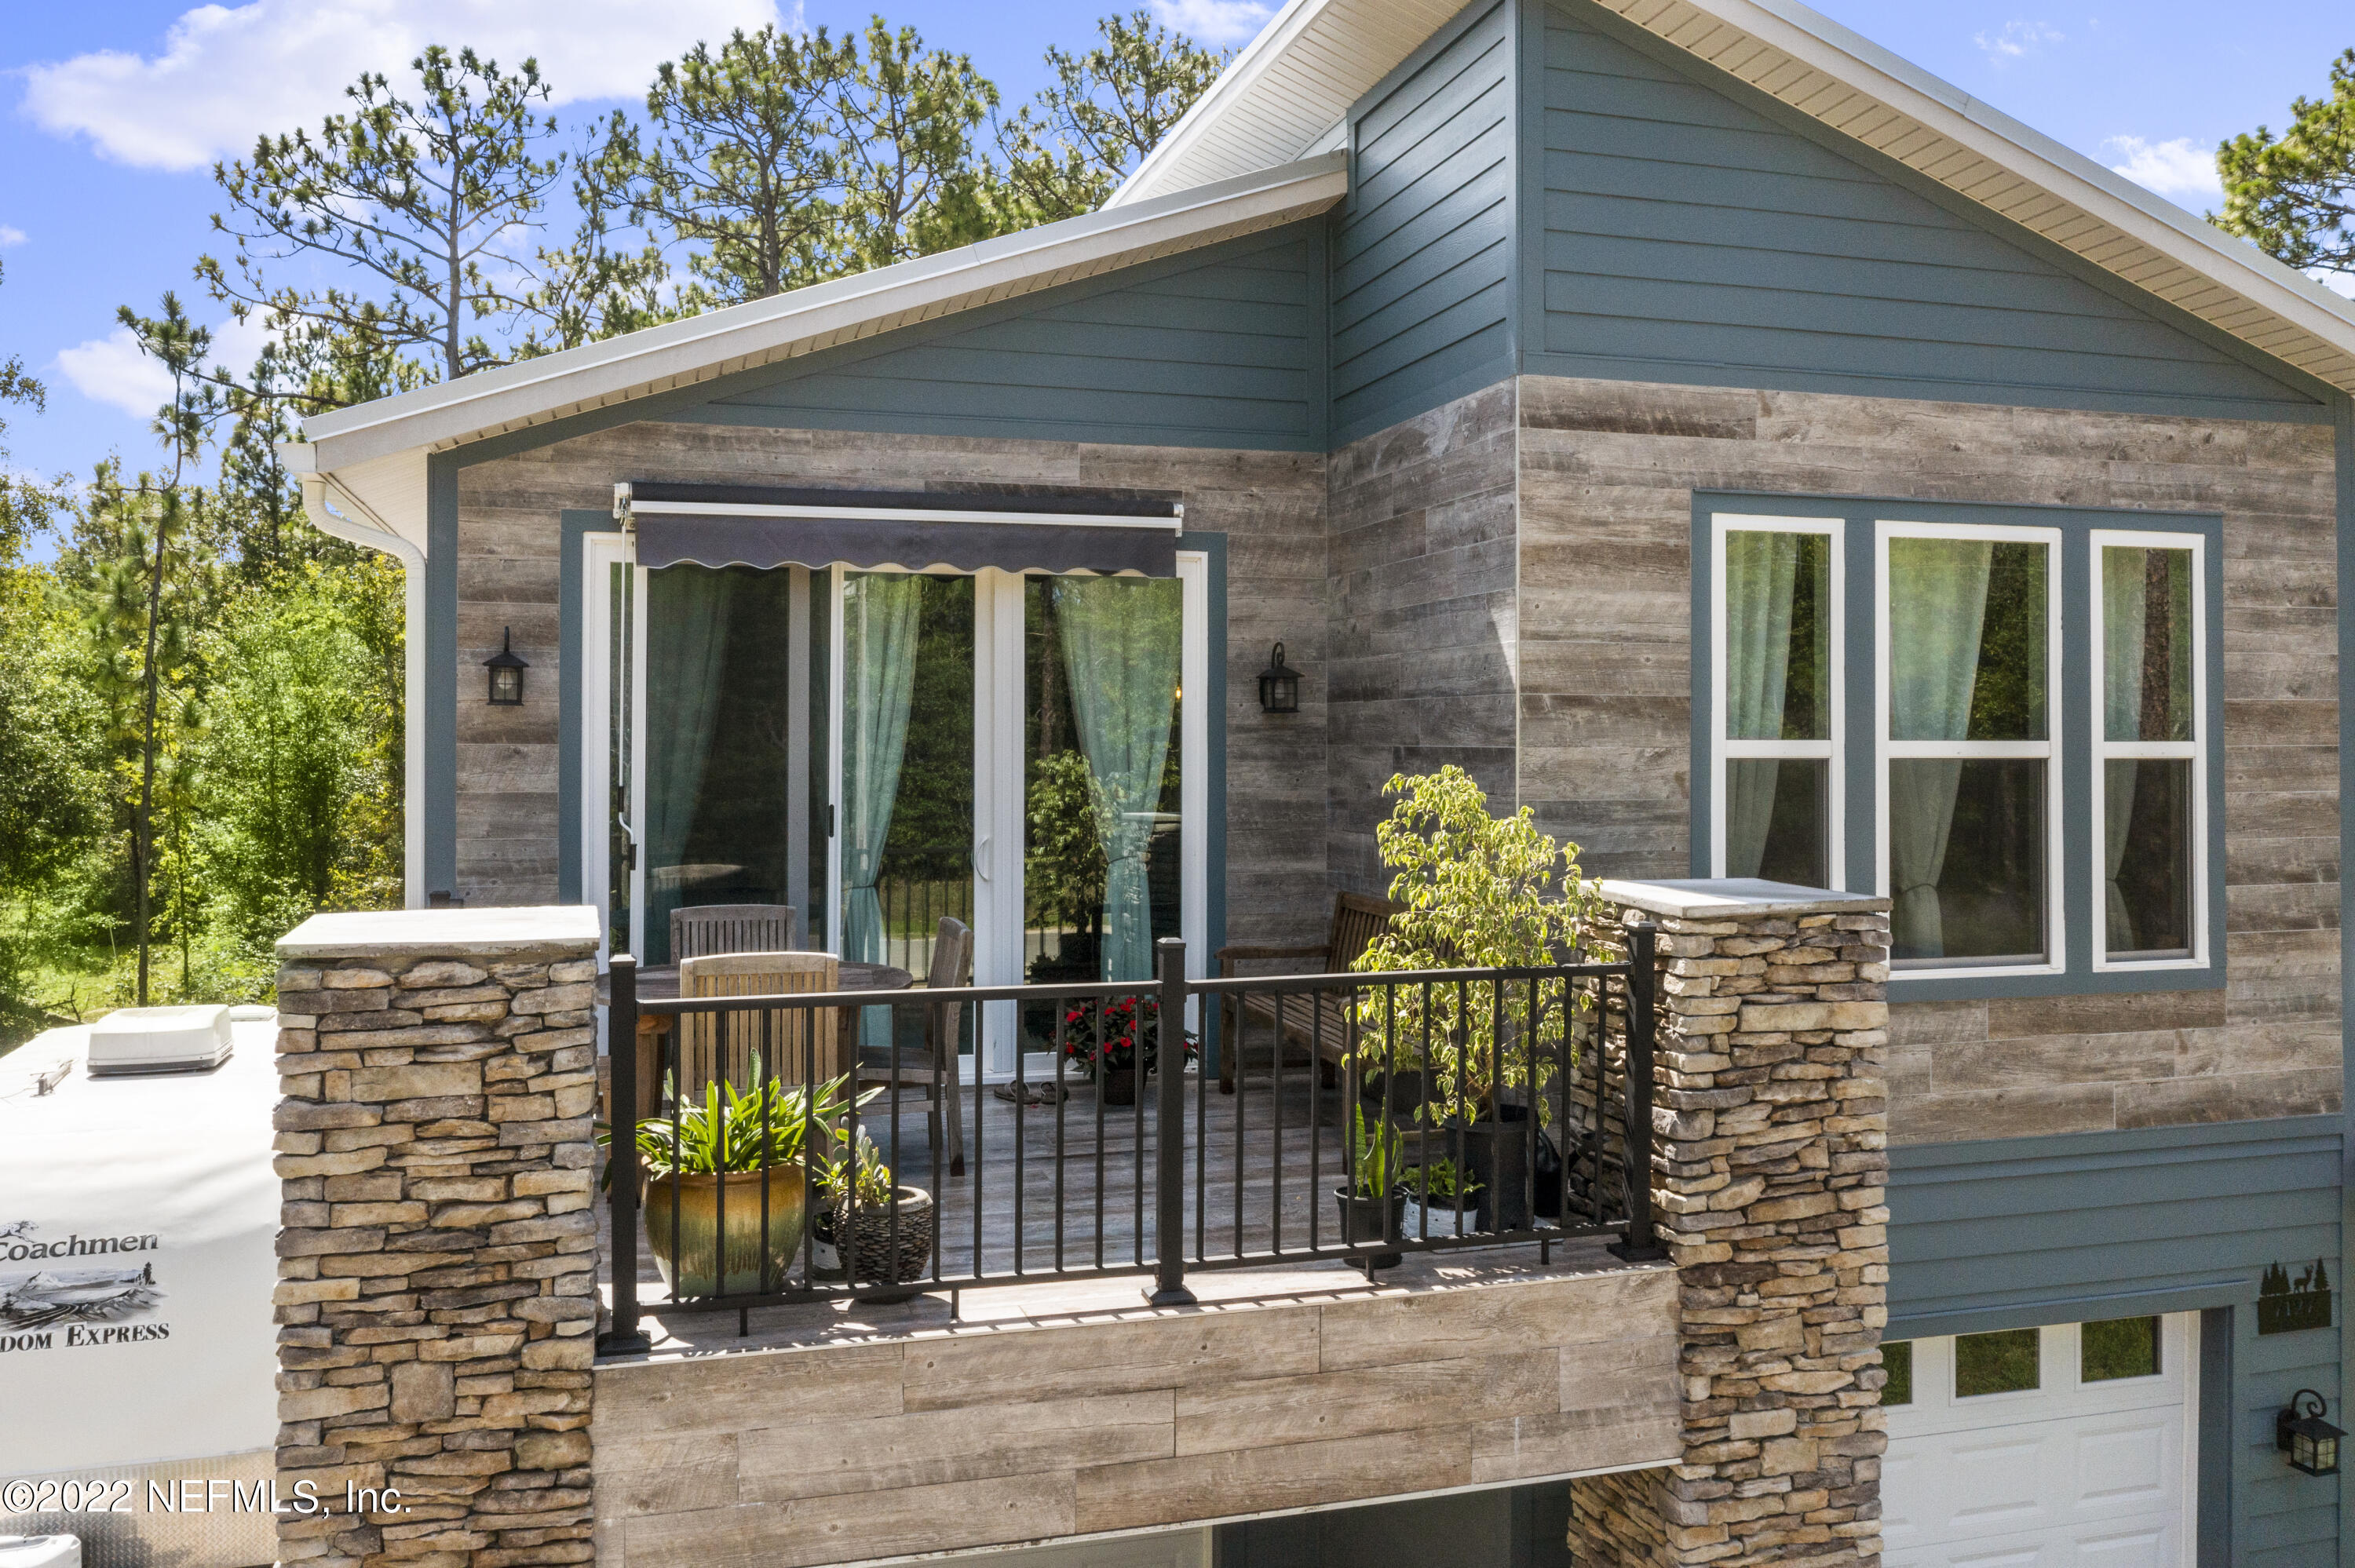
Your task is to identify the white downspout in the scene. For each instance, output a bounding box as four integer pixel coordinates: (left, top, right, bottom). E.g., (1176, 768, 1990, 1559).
(299, 472, 429, 909)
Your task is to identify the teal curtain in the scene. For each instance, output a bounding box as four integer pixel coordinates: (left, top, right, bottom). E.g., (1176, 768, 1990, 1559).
(1723, 531, 1802, 877)
(646, 569, 734, 966)
(1887, 539, 1992, 959)
(2101, 547, 2147, 949)
(1056, 577, 1181, 983)
(842, 574, 926, 984)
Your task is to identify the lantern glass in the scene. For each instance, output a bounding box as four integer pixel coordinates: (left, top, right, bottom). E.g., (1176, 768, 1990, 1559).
(490, 665, 523, 705)
(2279, 1391, 2344, 1476)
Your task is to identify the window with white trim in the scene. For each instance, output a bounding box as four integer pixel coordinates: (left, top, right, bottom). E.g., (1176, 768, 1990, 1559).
(1701, 500, 2218, 996)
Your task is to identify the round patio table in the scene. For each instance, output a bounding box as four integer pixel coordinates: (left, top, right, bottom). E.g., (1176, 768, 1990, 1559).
(597, 959, 916, 1118)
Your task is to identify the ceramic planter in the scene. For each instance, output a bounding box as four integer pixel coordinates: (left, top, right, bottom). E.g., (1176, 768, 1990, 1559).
(643, 1165, 807, 1298)
(831, 1185, 936, 1301)
(1331, 1186, 1406, 1269)
(1400, 1191, 1481, 1240)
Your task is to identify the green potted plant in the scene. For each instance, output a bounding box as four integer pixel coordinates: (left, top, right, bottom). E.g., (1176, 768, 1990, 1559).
(1350, 767, 1603, 1231)
(598, 1067, 861, 1299)
(817, 1129, 935, 1302)
(1332, 1102, 1407, 1268)
(1400, 1154, 1484, 1240)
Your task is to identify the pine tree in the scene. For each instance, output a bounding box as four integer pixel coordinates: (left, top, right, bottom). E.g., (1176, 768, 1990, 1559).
(2216, 49, 2355, 285)
(997, 12, 1228, 222)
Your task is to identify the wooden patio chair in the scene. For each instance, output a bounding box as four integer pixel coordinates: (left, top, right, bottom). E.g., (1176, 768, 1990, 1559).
(672, 903, 802, 962)
(1214, 891, 1405, 1094)
(674, 951, 841, 1102)
(856, 917, 970, 1176)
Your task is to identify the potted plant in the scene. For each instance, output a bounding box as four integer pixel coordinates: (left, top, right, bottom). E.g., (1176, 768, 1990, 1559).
(1400, 1154, 1484, 1240)
(817, 1129, 934, 1302)
(1332, 1102, 1407, 1268)
(1350, 766, 1603, 1232)
(599, 1067, 862, 1299)
(1060, 994, 1193, 1106)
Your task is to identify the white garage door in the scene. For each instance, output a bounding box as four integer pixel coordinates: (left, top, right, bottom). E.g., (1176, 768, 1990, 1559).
(1882, 1314, 2196, 1566)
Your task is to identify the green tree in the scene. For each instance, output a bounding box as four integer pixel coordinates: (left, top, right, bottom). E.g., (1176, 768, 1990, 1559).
(621, 26, 860, 305)
(998, 12, 1227, 221)
(2217, 49, 2355, 283)
(519, 111, 678, 356)
(0, 261, 70, 567)
(199, 46, 568, 384)
(833, 19, 1005, 268)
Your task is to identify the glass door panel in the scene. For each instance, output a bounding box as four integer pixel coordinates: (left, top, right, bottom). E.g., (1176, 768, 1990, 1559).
(641, 565, 800, 966)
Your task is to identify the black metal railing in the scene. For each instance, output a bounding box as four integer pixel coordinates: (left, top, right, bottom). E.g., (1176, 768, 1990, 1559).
(597, 927, 1660, 1353)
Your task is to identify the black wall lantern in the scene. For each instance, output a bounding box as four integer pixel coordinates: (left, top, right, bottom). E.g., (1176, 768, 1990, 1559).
(1257, 641, 1302, 713)
(2279, 1389, 2345, 1475)
(484, 627, 529, 706)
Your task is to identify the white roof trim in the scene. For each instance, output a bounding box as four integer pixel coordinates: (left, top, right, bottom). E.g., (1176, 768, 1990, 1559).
(291, 153, 1347, 472)
(1111, 0, 1474, 208)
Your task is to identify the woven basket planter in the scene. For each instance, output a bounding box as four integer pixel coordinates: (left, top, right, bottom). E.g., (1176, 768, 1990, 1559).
(831, 1185, 935, 1299)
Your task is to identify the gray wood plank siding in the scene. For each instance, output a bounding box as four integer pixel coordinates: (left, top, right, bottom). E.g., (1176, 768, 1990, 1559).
(1330, 0, 1517, 448)
(1889, 1119, 2342, 1563)
(449, 425, 1331, 948)
(687, 225, 1328, 451)
(1324, 380, 1519, 892)
(1530, 0, 2324, 422)
(1511, 372, 2340, 1134)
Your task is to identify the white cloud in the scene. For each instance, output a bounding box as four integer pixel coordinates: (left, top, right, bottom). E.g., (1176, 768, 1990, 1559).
(20, 0, 788, 173)
(55, 312, 275, 421)
(1973, 20, 2063, 64)
(0, 227, 24, 248)
(2105, 135, 2222, 204)
(1151, 0, 1274, 48)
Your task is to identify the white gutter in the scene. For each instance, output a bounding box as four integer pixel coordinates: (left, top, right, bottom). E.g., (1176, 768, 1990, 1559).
(299, 472, 428, 910)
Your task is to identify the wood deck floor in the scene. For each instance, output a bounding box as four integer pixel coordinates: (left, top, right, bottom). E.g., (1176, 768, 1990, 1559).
(603, 1067, 1597, 1331)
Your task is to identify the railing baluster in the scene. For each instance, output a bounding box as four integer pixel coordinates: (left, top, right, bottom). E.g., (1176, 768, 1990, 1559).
(597, 957, 650, 1355)
(1146, 939, 1192, 1304)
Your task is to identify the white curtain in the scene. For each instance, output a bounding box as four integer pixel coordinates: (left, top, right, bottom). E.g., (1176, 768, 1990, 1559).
(842, 574, 926, 986)
(1055, 577, 1182, 983)
(2101, 547, 2146, 949)
(1887, 539, 1992, 959)
(646, 569, 735, 965)
(1724, 532, 1802, 877)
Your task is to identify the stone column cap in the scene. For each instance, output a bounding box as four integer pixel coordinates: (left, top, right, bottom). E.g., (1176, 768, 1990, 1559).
(1596, 877, 1890, 921)
(276, 905, 603, 960)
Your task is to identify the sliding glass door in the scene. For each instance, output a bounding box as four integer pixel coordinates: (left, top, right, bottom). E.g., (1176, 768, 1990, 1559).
(587, 547, 1207, 1079)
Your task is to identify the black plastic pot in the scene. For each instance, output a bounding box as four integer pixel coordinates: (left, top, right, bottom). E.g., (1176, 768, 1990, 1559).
(1464, 1107, 1532, 1232)
(1332, 1186, 1406, 1269)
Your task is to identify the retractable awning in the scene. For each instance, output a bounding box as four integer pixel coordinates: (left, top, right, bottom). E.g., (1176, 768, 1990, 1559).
(623, 483, 1184, 576)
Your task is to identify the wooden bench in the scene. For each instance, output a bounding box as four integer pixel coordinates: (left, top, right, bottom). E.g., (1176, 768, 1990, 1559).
(1214, 891, 1404, 1094)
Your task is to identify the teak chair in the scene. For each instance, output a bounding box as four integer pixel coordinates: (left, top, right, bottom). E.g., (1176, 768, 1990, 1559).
(672, 903, 802, 963)
(1214, 891, 1404, 1094)
(856, 917, 970, 1176)
(674, 951, 842, 1102)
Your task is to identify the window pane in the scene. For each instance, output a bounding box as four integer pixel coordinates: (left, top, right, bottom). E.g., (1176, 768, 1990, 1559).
(1889, 538, 2046, 741)
(1891, 759, 2046, 965)
(2104, 546, 2193, 742)
(1881, 1340, 1913, 1406)
(2082, 1316, 2161, 1382)
(1726, 530, 1830, 740)
(2106, 759, 2193, 958)
(1955, 1328, 2039, 1397)
(1729, 759, 1828, 884)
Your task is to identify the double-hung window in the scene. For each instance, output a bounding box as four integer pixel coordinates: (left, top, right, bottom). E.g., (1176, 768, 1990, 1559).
(1698, 497, 2220, 998)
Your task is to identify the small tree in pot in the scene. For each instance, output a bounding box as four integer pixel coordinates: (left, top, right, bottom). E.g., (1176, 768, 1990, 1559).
(1351, 766, 1604, 1229)
(1333, 1102, 1407, 1268)
(816, 1129, 934, 1301)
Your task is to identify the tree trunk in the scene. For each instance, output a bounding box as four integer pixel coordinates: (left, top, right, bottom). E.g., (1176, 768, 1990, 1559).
(134, 517, 168, 1007)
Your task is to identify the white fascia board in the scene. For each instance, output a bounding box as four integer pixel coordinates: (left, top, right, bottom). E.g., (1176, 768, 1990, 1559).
(1108, 0, 1329, 208)
(1654, 0, 2355, 376)
(301, 153, 1347, 473)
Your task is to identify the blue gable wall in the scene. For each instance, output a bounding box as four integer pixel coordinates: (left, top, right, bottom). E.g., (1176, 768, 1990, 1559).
(1329, 0, 1517, 445)
(1523, 0, 2324, 423)
(677, 222, 1328, 450)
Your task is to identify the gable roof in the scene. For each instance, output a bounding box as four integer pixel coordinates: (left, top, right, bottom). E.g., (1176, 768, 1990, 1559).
(289, 152, 1345, 475)
(1119, 0, 2355, 398)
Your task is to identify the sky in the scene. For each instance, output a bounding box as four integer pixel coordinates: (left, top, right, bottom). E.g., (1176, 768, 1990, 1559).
(1, 0, 2349, 496)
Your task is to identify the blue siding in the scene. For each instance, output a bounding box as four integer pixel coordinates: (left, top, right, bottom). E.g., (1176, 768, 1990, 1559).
(1530, 0, 2324, 421)
(690, 224, 1327, 450)
(1329, 0, 1517, 445)
(1890, 1119, 2342, 1563)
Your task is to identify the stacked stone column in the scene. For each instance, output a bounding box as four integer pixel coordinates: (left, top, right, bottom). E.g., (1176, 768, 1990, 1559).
(1570, 881, 1891, 1566)
(272, 908, 604, 1568)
